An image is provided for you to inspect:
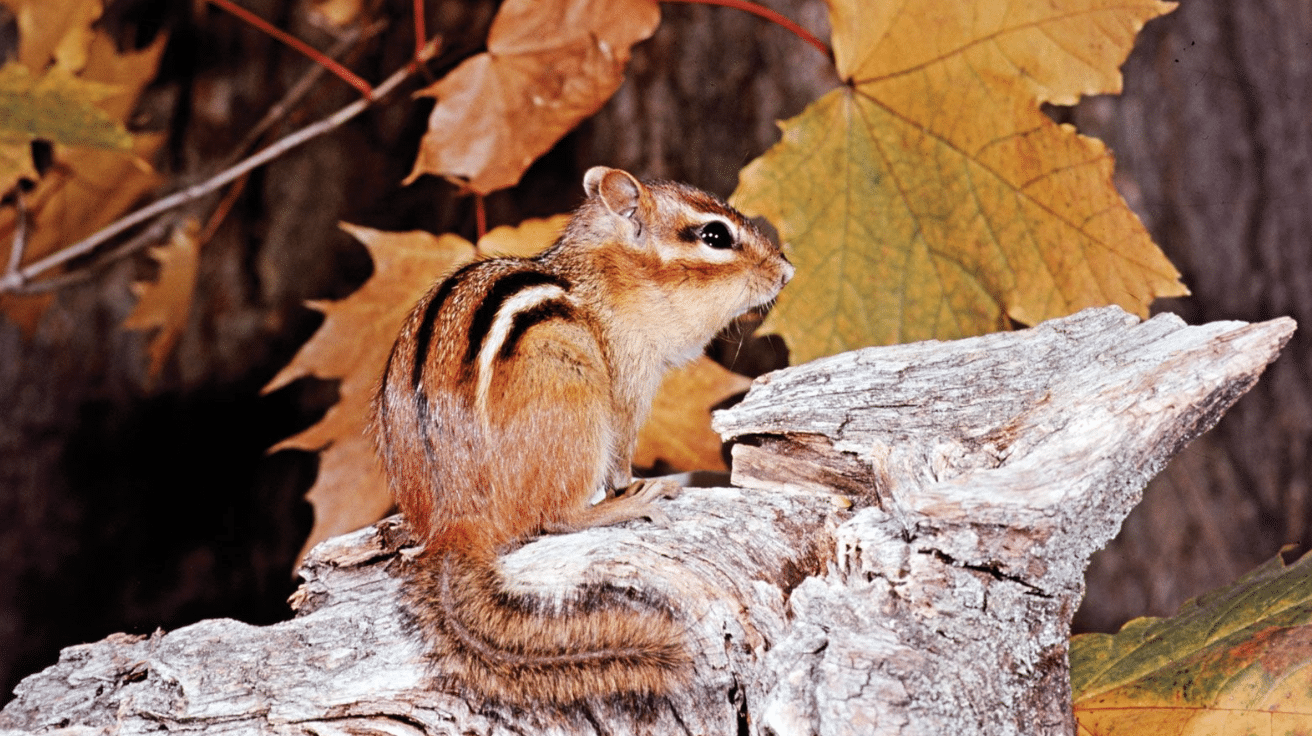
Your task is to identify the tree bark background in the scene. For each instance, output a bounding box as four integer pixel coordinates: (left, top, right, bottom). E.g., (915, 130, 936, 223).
(1066, 0, 1312, 632)
(0, 0, 1306, 706)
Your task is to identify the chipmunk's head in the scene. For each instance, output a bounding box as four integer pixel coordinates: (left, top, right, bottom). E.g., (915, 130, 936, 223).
(568, 167, 793, 352)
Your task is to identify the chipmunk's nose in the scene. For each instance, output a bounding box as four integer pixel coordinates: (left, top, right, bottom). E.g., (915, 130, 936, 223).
(779, 257, 795, 286)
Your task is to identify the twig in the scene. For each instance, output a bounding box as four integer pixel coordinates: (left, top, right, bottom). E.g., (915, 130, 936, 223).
(663, 0, 830, 59)
(0, 36, 442, 295)
(14, 216, 177, 294)
(412, 0, 427, 62)
(8, 21, 383, 293)
(228, 20, 385, 165)
(5, 188, 28, 280)
(197, 170, 247, 245)
(206, 0, 375, 98)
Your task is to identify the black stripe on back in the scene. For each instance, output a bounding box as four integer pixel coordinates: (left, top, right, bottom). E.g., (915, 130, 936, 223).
(411, 264, 476, 390)
(498, 299, 578, 361)
(464, 271, 570, 365)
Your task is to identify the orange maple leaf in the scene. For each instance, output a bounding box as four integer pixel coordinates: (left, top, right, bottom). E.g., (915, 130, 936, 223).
(0, 23, 166, 335)
(405, 0, 659, 194)
(122, 218, 201, 382)
(265, 224, 477, 559)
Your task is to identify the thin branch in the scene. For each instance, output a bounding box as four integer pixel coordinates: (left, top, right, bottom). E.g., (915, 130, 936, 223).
(5, 188, 28, 279)
(197, 170, 247, 246)
(228, 20, 385, 165)
(663, 0, 831, 59)
(8, 22, 382, 294)
(206, 0, 375, 98)
(412, 0, 427, 62)
(0, 36, 442, 295)
(14, 216, 177, 294)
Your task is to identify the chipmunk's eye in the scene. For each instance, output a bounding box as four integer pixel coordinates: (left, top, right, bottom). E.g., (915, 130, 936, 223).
(698, 220, 734, 249)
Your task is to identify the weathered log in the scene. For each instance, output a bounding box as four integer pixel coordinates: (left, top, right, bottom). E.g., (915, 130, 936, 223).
(0, 307, 1293, 735)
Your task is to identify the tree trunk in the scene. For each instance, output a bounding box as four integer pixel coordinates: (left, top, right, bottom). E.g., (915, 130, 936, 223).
(1066, 0, 1312, 631)
(0, 307, 1292, 736)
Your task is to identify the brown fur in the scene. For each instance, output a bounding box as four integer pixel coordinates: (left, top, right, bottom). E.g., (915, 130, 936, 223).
(371, 167, 792, 709)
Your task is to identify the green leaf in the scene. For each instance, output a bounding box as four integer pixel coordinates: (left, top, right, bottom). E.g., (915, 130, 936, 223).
(1071, 549, 1312, 735)
(0, 62, 131, 151)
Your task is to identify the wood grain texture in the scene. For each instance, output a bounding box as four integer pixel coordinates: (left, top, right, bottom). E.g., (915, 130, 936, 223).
(0, 307, 1292, 735)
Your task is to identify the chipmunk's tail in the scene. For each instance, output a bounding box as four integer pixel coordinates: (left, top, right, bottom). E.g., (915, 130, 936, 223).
(405, 542, 690, 707)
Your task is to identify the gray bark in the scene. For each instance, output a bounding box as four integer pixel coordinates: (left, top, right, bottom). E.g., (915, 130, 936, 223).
(0, 307, 1293, 735)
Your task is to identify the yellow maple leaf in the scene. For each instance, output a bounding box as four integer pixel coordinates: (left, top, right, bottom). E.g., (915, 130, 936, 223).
(122, 218, 201, 381)
(2, 0, 102, 73)
(478, 214, 569, 258)
(0, 63, 133, 151)
(0, 29, 166, 334)
(0, 134, 163, 335)
(732, 0, 1187, 362)
(405, 0, 659, 194)
(309, 0, 365, 28)
(634, 356, 752, 472)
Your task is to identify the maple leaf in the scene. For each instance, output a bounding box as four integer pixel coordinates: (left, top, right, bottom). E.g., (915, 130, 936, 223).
(122, 219, 201, 381)
(405, 0, 659, 194)
(309, 0, 365, 28)
(264, 224, 477, 559)
(2, 0, 102, 73)
(0, 63, 133, 151)
(634, 356, 751, 472)
(732, 0, 1187, 363)
(0, 28, 166, 334)
(478, 214, 569, 257)
(0, 141, 37, 196)
(1071, 548, 1312, 735)
(0, 134, 163, 335)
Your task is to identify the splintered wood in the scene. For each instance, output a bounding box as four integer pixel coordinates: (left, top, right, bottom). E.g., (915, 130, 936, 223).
(0, 307, 1294, 736)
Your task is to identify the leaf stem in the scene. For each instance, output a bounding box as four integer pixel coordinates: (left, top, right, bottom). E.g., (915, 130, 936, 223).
(662, 0, 830, 59)
(412, 0, 427, 62)
(206, 0, 375, 98)
(0, 36, 443, 295)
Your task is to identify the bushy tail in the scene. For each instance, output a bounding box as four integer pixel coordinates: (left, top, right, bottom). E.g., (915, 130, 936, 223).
(405, 546, 691, 707)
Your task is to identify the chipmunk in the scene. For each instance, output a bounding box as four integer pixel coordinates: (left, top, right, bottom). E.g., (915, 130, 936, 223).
(371, 166, 793, 709)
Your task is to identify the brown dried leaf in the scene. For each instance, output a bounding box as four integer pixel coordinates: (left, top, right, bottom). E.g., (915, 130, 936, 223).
(405, 0, 659, 194)
(634, 356, 752, 472)
(1, 0, 103, 73)
(122, 218, 201, 381)
(266, 224, 476, 559)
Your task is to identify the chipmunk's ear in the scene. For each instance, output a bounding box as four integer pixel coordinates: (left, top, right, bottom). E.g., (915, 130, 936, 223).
(584, 167, 643, 219)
